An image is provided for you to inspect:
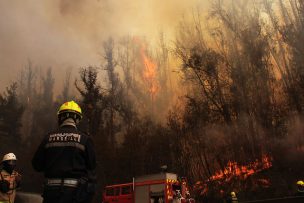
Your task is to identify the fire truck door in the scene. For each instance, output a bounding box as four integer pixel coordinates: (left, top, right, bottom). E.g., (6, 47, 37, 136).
(150, 184, 165, 203)
(120, 185, 133, 203)
(104, 186, 120, 203)
(135, 185, 149, 203)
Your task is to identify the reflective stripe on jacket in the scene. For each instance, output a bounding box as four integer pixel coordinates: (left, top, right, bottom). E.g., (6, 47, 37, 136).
(232, 196, 238, 203)
(0, 170, 21, 203)
(32, 125, 96, 179)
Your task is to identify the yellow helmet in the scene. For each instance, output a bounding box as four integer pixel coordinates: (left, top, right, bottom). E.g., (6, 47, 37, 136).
(58, 101, 82, 120)
(297, 180, 304, 186)
(231, 192, 236, 197)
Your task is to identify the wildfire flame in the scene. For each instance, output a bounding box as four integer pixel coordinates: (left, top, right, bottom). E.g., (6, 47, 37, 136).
(133, 37, 159, 101)
(194, 155, 273, 196)
(208, 155, 273, 182)
(141, 49, 159, 100)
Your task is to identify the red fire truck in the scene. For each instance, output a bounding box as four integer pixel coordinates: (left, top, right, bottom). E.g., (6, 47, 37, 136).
(102, 172, 195, 203)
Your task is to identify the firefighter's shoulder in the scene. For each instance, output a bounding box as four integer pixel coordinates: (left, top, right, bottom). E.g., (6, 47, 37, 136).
(78, 129, 91, 137)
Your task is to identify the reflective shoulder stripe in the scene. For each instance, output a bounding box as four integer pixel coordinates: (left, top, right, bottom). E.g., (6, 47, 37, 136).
(45, 142, 85, 151)
(47, 178, 78, 187)
(48, 133, 81, 142)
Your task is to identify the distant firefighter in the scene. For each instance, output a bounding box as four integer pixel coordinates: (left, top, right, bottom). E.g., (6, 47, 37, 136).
(296, 180, 304, 196)
(226, 191, 238, 203)
(0, 153, 21, 203)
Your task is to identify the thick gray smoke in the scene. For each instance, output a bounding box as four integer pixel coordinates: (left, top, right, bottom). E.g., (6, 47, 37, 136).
(0, 0, 207, 92)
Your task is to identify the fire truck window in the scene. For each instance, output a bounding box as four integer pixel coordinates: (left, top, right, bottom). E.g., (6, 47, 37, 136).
(106, 188, 114, 196)
(115, 187, 120, 196)
(121, 186, 131, 195)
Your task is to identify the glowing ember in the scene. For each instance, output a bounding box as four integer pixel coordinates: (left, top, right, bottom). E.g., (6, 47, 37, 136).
(256, 178, 271, 188)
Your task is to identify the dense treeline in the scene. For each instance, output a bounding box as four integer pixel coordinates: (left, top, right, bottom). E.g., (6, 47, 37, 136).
(0, 0, 304, 202)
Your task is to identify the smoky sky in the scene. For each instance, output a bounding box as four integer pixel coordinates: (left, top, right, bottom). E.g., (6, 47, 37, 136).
(0, 0, 208, 92)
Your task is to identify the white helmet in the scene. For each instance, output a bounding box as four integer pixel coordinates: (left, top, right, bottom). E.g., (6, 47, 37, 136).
(2, 153, 17, 162)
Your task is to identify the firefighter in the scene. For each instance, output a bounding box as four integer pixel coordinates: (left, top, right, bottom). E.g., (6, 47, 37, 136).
(32, 101, 96, 203)
(0, 153, 21, 203)
(173, 189, 182, 203)
(296, 180, 304, 196)
(230, 192, 238, 203)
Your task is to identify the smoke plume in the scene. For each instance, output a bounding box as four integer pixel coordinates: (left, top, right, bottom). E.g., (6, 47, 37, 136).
(0, 0, 207, 92)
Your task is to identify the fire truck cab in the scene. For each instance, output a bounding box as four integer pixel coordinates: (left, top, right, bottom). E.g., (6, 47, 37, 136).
(102, 172, 194, 203)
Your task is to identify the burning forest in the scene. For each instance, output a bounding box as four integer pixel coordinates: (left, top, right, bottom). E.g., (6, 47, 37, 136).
(193, 155, 274, 201)
(1, 0, 304, 202)
(208, 155, 273, 182)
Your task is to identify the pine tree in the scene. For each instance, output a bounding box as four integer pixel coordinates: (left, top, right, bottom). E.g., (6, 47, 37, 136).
(0, 83, 24, 141)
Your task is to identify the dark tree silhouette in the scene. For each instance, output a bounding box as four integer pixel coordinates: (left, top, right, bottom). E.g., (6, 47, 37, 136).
(0, 83, 24, 140)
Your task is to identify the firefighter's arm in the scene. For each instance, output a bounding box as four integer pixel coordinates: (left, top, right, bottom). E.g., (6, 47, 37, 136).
(85, 137, 96, 170)
(32, 137, 47, 172)
(15, 172, 21, 188)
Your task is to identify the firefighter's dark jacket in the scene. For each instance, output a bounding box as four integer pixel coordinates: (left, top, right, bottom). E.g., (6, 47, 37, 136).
(32, 125, 96, 179)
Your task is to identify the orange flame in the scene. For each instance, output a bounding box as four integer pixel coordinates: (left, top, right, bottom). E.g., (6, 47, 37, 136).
(208, 155, 273, 182)
(141, 50, 159, 100)
(193, 155, 273, 196)
(133, 37, 159, 101)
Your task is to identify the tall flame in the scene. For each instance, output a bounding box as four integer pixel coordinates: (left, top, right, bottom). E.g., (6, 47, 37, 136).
(133, 37, 159, 101)
(141, 49, 159, 100)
